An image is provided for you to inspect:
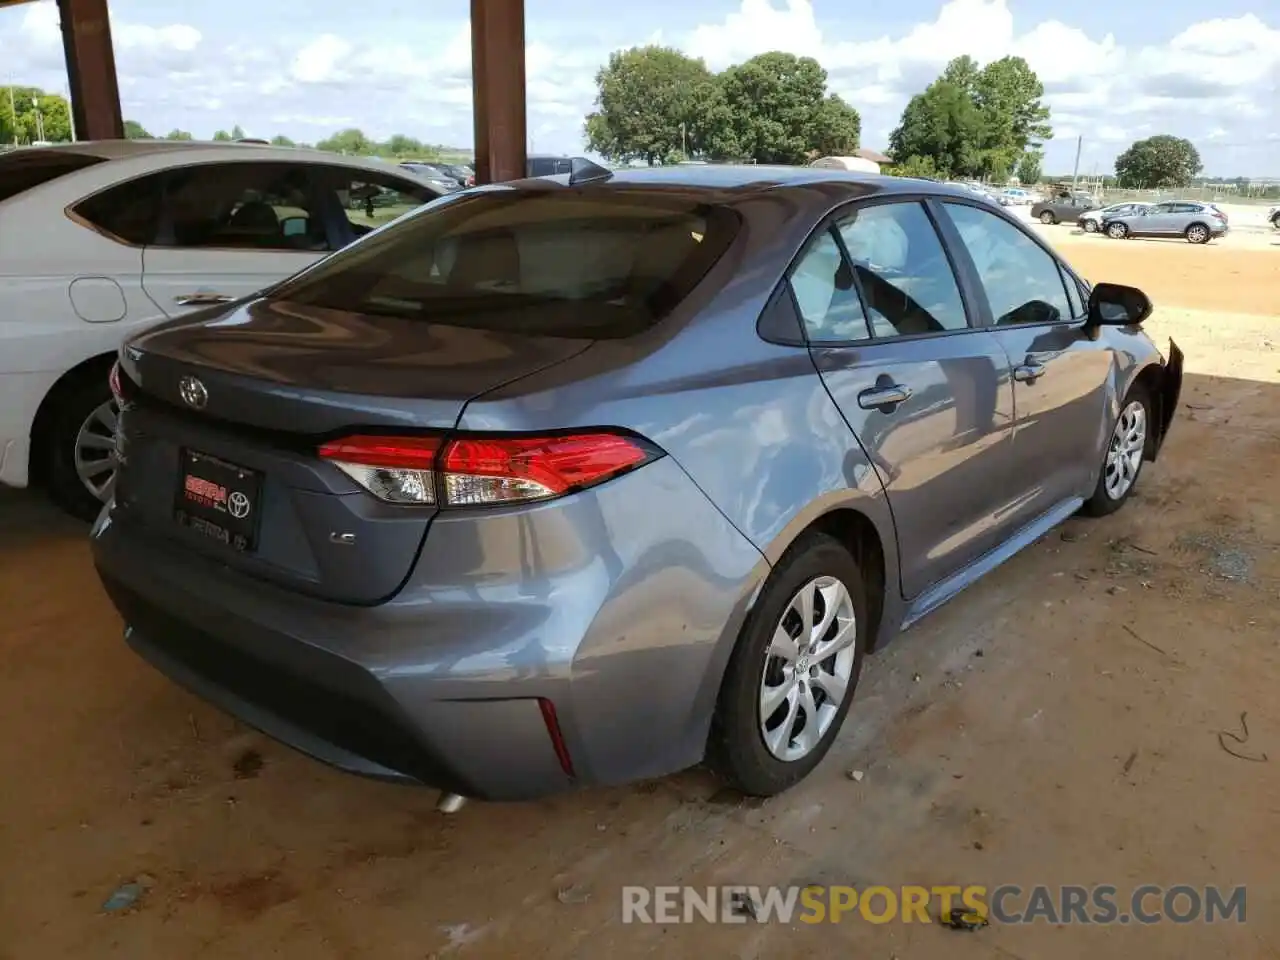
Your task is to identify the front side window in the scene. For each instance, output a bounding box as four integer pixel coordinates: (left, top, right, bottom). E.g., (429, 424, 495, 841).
(269, 187, 741, 339)
(942, 202, 1072, 326)
(321, 167, 438, 234)
(836, 201, 969, 337)
(154, 162, 327, 252)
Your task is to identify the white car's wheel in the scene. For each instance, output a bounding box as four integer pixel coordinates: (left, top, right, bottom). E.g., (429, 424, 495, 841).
(1083, 219, 1099, 233)
(37, 364, 118, 522)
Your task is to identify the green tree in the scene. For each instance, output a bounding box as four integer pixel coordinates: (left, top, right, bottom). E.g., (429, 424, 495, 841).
(715, 52, 859, 164)
(1113, 135, 1203, 188)
(165, 129, 194, 140)
(316, 127, 372, 154)
(807, 93, 863, 160)
(270, 134, 296, 147)
(885, 154, 941, 179)
(2, 89, 73, 143)
(124, 119, 151, 139)
(230, 124, 246, 140)
(1015, 150, 1042, 185)
(585, 46, 727, 165)
(970, 56, 1052, 178)
(888, 79, 985, 179)
(212, 129, 232, 141)
(383, 134, 424, 157)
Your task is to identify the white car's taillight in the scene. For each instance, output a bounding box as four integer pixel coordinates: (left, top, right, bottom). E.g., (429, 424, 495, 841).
(318, 431, 658, 507)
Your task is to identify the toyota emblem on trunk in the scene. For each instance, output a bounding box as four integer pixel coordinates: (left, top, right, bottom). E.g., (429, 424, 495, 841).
(178, 375, 208, 410)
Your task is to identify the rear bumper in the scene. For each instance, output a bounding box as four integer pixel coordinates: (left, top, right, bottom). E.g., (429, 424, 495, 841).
(91, 455, 765, 800)
(1151, 339, 1184, 459)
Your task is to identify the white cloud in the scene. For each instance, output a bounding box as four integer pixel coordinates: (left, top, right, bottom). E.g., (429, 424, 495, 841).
(1, 0, 1276, 174)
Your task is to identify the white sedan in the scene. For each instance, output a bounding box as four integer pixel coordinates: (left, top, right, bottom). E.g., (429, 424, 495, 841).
(0, 140, 446, 519)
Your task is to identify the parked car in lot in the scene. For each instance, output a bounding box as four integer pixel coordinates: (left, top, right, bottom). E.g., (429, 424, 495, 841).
(1078, 201, 1152, 233)
(1031, 192, 1097, 224)
(93, 165, 1182, 803)
(0, 140, 445, 520)
(1101, 201, 1228, 244)
(398, 161, 465, 192)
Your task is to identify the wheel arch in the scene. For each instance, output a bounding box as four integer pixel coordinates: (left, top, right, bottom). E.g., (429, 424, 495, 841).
(28, 350, 117, 486)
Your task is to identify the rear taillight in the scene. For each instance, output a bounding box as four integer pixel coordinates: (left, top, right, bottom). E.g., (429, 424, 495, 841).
(108, 360, 123, 402)
(318, 435, 441, 504)
(317, 431, 658, 507)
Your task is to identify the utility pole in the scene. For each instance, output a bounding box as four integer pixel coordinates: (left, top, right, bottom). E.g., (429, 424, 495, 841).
(1070, 135, 1082, 191)
(7, 85, 16, 145)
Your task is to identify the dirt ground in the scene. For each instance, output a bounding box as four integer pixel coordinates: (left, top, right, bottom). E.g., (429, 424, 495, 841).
(2, 236, 1279, 959)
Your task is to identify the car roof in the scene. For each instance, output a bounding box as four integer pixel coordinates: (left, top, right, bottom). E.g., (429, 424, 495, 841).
(524, 164, 974, 202)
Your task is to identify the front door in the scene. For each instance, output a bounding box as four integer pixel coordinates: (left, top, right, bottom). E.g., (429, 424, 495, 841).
(935, 200, 1115, 526)
(789, 199, 1017, 599)
(139, 161, 334, 320)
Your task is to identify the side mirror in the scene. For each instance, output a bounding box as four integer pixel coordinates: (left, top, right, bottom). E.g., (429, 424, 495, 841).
(1088, 282, 1152, 327)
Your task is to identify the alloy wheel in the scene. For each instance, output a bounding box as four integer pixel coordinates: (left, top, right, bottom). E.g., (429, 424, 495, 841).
(1107, 223, 1127, 239)
(74, 398, 120, 502)
(1083, 220, 1098, 233)
(1039, 212, 1054, 224)
(1187, 225, 1208, 244)
(758, 576, 857, 762)
(1104, 399, 1146, 501)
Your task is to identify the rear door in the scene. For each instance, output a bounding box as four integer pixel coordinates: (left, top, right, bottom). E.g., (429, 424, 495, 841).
(140, 161, 337, 318)
(794, 198, 1018, 598)
(934, 199, 1114, 525)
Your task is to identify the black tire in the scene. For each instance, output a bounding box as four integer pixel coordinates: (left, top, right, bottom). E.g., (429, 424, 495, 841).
(708, 532, 869, 797)
(1184, 222, 1210, 244)
(37, 365, 116, 522)
(1270, 212, 1280, 229)
(1081, 384, 1152, 518)
(1039, 211, 1056, 224)
(1106, 221, 1128, 239)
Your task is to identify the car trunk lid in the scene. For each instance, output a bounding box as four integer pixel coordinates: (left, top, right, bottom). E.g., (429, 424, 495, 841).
(112, 298, 590, 604)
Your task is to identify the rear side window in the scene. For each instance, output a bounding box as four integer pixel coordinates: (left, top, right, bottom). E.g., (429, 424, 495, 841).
(270, 188, 742, 339)
(155, 162, 329, 252)
(74, 175, 164, 245)
(0, 150, 105, 203)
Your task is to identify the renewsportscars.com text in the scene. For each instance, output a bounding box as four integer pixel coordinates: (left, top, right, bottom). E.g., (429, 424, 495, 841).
(621, 884, 1247, 925)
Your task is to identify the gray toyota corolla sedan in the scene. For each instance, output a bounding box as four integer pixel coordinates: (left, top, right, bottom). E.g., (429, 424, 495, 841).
(92, 164, 1183, 803)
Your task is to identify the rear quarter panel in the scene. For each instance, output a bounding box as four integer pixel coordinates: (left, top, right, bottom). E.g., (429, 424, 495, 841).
(458, 186, 904, 635)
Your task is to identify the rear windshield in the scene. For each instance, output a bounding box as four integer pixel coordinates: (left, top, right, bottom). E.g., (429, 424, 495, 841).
(269, 186, 741, 339)
(0, 151, 106, 204)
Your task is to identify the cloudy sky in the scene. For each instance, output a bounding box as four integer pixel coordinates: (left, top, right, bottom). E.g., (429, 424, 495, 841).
(2, 0, 1278, 175)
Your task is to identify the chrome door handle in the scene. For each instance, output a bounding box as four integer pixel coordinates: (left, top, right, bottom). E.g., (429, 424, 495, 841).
(857, 383, 913, 411)
(1013, 362, 1046, 382)
(174, 293, 235, 306)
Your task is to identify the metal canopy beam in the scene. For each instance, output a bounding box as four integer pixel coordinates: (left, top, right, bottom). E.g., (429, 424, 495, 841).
(58, 0, 124, 140)
(470, 0, 527, 184)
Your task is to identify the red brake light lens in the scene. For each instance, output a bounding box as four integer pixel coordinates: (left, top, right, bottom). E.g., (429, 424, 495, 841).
(317, 431, 657, 507)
